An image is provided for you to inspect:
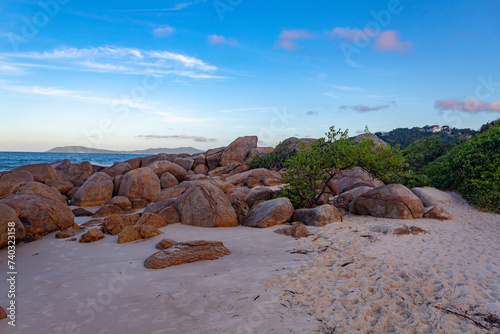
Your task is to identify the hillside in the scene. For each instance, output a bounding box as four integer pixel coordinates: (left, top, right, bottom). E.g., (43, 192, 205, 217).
(375, 127, 476, 149)
(46, 146, 203, 155)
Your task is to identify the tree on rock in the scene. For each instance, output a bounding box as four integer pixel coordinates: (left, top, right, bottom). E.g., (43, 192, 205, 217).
(280, 126, 406, 208)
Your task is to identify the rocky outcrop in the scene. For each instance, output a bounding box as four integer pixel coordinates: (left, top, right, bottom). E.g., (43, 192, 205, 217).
(0, 171, 34, 197)
(154, 187, 186, 202)
(144, 240, 231, 269)
(45, 180, 74, 195)
(175, 181, 238, 228)
(412, 187, 455, 207)
(155, 238, 178, 250)
(336, 186, 374, 206)
(292, 205, 342, 227)
(72, 172, 114, 207)
(79, 228, 105, 243)
(11, 163, 58, 183)
(0, 203, 25, 248)
(193, 164, 208, 175)
(0, 193, 74, 241)
(352, 133, 387, 147)
(353, 184, 425, 219)
(243, 198, 294, 228)
(220, 136, 258, 166)
(118, 168, 161, 202)
(275, 137, 317, 151)
(15, 182, 67, 205)
(173, 157, 194, 171)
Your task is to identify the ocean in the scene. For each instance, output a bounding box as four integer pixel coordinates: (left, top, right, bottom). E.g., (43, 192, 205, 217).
(0, 152, 146, 171)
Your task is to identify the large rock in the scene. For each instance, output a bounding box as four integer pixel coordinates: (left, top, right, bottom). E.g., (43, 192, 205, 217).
(136, 213, 168, 228)
(206, 149, 224, 171)
(245, 187, 278, 208)
(0, 203, 25, 248)
(45, 180, 74, 195)
(424, 206, 454, 220)
(92, 204, 123, 218)
(71, 172, 114, 206)
(144, 160, 186, 181)
(354, 184, 425, 219)
(249, 147, 274, 160)
(243, 198, 294, 228)
(11, 163, 58, 183)
(118, 168, 161, 202)
(144, 240, 231, 269)
(336, 186, 374, 205)
(117, 225, 162, 244)
(173, 157, 194, 171)
(275, 137, 317, 151)
(225, 169, 282, 188)
(154, 187, 186, 202)
(411, 187, 455, 207)
(160, 172, 179, 189)
(102, 214, 141, 235)
(334, 167, 384, 193)
(220, 136, 258, 166)
(0, 194, 74, 241)
(79, 228, 105, 243)
(353, 133, 387, 147)
(175, 181, 238, 227)
(102, 162, 132, 178)
(0, 171, 34, 197)
(106, 196, 132, 210)
(50, 159, 75, 180)
(292, 205, 342, 227)
(14, 182, 67, 205)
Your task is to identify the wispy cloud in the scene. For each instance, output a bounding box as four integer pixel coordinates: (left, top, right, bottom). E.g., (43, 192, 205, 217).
(340, 101, 396, 112)
(208, 34, 237, 46)
(435, 99, 500, 112)
(275, 29, 316, 51)
(328, 27, 377, 41)
(117, 2, 195, 12)
(325, 92, 340, 98)
(1, 46, 221, 79)
(218, 107, 277, 113)
(1, 84, 149, 109)
(306, 111, 318, 116)
(333, 85, 363, 92)
(137, 134, 216, 142)
(153, 26, 176, 37)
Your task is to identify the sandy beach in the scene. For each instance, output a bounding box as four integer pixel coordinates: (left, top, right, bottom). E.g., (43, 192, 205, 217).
(1, 192, 499, 333)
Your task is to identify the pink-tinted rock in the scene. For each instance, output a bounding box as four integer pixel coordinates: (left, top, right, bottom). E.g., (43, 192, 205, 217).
(243, 198, 294, 228)
(106, 196, 132, 210)
(424, 206, 454, 220)
(11, 163, 58, 183)
(0, 171, 34, 197)
(160, 172, 179, 189)
(220, 136, 258, 166)
(92, 204, 123, 218)
(0, 203, 25, 248)
(72, 172, 114, 207)
(136, 213, 168, 228)
(118, 168, 161, 202)
(144, 160, 186, 181)
(79, 228, 105, 243)
(292, 205, 342, 227)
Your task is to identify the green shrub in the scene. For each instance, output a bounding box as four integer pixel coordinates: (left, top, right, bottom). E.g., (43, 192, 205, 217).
(424, 120, 500, 213)
(248, 146, 297, 170)
(280, 127, 407, 208)
(402, 135, 455, 171)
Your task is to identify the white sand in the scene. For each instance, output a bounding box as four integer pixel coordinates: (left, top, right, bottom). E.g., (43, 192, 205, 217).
(1, 194, 499, 333)
(275, 195, 500, 333)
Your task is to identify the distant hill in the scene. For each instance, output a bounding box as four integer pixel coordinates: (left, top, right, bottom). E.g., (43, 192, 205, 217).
(46, 146, 204, 155)
(375, 127, 477, 149)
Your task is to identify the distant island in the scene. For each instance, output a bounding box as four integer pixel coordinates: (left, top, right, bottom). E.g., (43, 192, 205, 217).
(46, 146, 204, 155)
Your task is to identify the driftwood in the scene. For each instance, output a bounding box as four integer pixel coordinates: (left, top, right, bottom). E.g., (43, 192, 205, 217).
(436, 305, 500, 331)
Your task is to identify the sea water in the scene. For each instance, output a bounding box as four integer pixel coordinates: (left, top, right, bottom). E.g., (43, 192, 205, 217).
(0, 152, 146, 171)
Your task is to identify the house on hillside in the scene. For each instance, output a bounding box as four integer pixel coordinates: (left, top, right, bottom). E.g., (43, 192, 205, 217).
(423, 125, 441, 133)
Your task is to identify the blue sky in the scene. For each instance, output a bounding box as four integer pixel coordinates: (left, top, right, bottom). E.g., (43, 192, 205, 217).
(0, 0, 499, 152)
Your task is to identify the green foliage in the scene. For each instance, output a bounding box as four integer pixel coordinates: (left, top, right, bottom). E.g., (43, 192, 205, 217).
(424, 120, 500, 214)
(280, 127, 407, 208)
(383, 170, 432, 189)
(402, 135, 455, 171)
(248, 146, 297, 170)
(375, 127, 476, 149)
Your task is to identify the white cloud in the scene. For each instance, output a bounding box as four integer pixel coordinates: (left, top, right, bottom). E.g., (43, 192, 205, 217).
(1, 46, 220, 79)
(332, 85, 363, 92)
(153, 26, 176, 37)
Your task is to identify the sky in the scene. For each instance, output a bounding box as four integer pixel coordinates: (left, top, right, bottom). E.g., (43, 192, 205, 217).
(0, 0, 499, 152)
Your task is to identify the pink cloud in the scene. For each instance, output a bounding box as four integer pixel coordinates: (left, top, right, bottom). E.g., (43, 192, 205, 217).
(374, 30, 414, 53)
(435, 99, 500, 112)
(207, 34, 237, 46)
(340, 101, 395, 112)
(275, 29, 315, 51)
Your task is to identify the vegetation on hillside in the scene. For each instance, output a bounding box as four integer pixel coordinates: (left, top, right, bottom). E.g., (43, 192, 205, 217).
(248, 146, 296, 170)
(424, 120, 500, 214)
(375, 127, 476, 149)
